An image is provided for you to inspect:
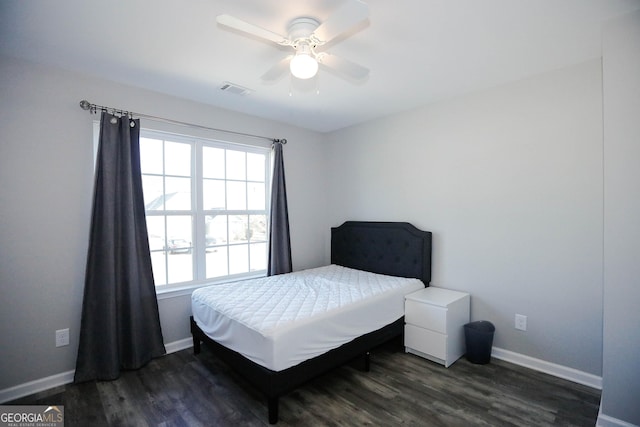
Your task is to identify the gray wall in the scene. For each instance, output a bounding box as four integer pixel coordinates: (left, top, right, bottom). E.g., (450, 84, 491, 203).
(325, 59, 604, 376)
(0, 55, 329, 390)
(601, 10, 640, 426)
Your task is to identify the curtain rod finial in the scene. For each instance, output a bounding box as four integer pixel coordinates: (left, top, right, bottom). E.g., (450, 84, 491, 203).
(274, 138, 287, 144)
(79, 100, 91, 110)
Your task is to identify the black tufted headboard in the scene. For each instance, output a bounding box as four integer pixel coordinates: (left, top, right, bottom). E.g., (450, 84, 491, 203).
(331, 221, 432, 285)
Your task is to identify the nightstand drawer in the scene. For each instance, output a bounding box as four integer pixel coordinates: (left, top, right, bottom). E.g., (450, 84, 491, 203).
(405, 300, 447, 334)
(405, 324, 447, 360)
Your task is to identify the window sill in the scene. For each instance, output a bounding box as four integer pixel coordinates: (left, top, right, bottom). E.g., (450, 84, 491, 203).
(155, 272, 267, 300)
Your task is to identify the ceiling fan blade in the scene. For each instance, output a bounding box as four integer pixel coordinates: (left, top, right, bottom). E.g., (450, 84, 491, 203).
(261, 56, 293, 82)
(216, 14, 290, 46)
(317, 53, 369, 80)
(312, 0, 369, 44)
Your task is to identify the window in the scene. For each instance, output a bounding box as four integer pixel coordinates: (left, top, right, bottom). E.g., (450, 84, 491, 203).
(139, 130, 271, 289)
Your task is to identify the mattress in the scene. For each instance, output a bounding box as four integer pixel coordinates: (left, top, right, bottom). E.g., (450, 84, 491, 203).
(191, 264, 424, 371)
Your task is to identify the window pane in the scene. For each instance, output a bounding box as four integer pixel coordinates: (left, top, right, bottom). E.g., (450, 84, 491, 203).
(166, 216, 192, 249)
(142, 175, 165, 210)
(229, 244, 249, 275)
(206, 214, 228, 280)
(249, 215, 267, 242)
(229, 215, 248, 244)
(206, 246, 228, 278)
(203, 146, 225, 179)
(227, 181, 246, 210)
(250, 242, 267, 271)
(206, 214, 228, 245)
(247, 182, 265, 210)
(146, 216, 166, 251)
(226, 150, 246, 180)
(165, 215, 193, 284)
(165, 177, 191, 210)
(165, 141, 191, 177)
(150, 252, 167, 286)
(168, 253, 193, 283)
(247, 152, 265, 182)
(203, 179, 225, 210)
(140, 137, 163, 174)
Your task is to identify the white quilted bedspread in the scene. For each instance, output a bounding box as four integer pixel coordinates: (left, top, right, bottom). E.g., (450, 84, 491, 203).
(191, 264, 424, 371)
(193, 264, 417, 334)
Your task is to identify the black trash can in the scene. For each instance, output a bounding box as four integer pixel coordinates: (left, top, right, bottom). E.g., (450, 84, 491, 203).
(464, 321, 495, 364)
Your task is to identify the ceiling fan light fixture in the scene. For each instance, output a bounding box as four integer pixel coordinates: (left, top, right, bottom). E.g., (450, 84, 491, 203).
(290, 43, 318, 79)
(217, 3, 370, 83)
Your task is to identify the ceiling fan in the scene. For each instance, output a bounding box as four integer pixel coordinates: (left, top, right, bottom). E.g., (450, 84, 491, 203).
(216, 0, 370, 82)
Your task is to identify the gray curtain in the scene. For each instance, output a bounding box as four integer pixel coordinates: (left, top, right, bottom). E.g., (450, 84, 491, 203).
(267, 141, 292, 275)
(75, 111, 165, 383)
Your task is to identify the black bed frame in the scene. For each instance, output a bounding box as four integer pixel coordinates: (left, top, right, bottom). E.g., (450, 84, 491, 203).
(190, 221, 432, 423)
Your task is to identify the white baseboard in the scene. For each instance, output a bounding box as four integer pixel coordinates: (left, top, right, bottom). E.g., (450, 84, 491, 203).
(0, 370, 75, 404)
(164, 337, 193, 354)
(0, 338, 194, 404)
(597, 409, 639, 427)
(491, 347, 602, 390)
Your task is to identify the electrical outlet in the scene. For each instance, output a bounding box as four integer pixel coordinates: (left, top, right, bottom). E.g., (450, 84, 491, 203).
(55, 328, 69, 347)
(515, 314, 527, 331)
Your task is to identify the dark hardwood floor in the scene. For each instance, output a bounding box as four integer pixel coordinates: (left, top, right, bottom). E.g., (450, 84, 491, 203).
(10, 343, 600, 426)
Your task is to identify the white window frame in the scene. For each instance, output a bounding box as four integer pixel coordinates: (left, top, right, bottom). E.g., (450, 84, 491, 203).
(94, 122, 272, 298)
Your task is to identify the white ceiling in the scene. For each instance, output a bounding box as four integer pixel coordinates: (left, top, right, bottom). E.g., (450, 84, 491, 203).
(2, 0, 639, 133)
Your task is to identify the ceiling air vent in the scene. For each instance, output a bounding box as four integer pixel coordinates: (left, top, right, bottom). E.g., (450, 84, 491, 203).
(219, 81, 253, 96)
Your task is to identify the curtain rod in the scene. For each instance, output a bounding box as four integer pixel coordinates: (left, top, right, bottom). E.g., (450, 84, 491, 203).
(79, 100, 286, 144)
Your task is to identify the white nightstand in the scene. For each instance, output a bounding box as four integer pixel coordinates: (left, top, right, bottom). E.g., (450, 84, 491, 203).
(404, 287, 470, 367)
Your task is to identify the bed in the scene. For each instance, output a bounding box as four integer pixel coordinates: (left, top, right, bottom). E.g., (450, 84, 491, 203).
(190, 221, 432, 423)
